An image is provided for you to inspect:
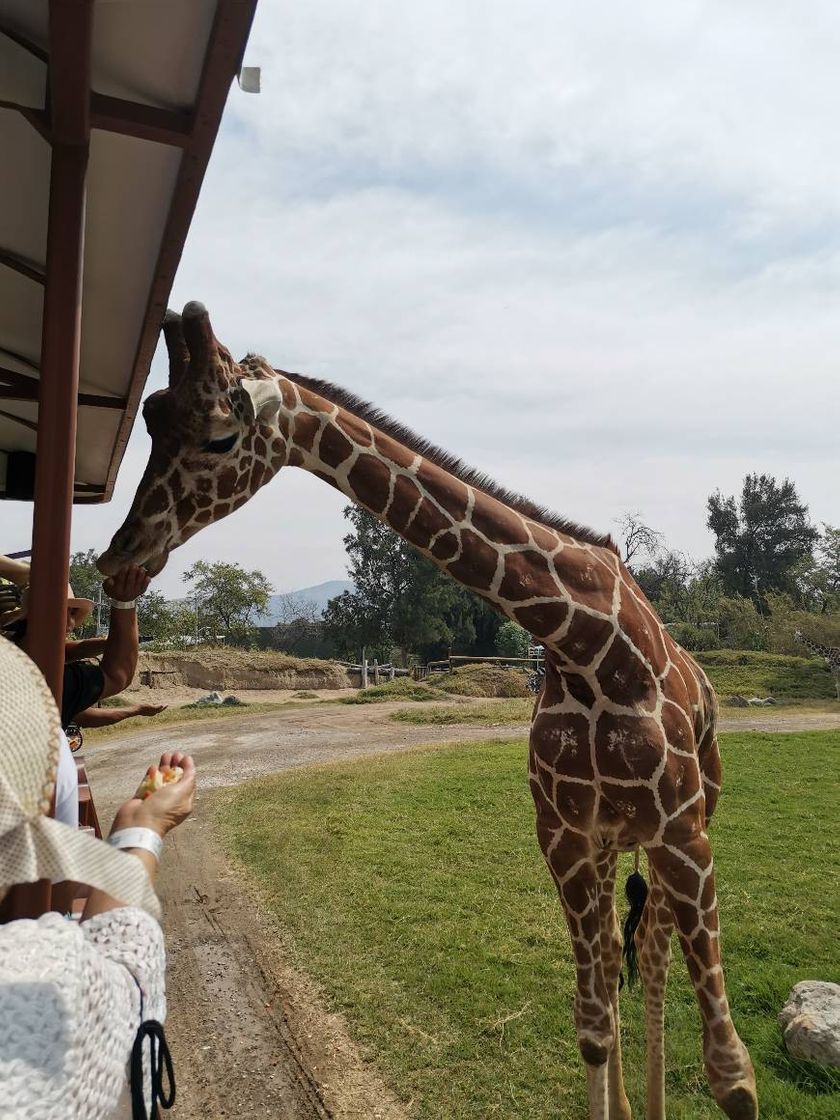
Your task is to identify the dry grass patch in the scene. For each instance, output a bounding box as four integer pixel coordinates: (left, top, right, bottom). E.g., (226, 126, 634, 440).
(429, 664, 532, 698)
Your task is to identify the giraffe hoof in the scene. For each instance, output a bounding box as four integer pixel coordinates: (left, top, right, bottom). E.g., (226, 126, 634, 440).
(719, 1085, 757, 1120)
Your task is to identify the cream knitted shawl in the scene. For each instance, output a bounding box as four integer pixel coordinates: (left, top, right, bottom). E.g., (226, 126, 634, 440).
(0, 907, 165, 1118)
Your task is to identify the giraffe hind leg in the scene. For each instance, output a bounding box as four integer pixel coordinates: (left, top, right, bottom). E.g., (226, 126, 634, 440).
(635, 866, 673, 1120)
(647, 837, 757, 1120)
(596, 849, 632, 1120)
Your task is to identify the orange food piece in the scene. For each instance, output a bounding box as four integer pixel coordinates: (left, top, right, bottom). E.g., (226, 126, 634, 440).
(138, 764, 184, 800)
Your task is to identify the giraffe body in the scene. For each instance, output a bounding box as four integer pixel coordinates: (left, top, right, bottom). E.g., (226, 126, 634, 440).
(794, 631, 840, 700)
(99, 303, 758, 1119)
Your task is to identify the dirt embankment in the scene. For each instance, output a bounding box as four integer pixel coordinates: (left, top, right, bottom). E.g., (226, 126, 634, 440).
(130, 649, 353, 693)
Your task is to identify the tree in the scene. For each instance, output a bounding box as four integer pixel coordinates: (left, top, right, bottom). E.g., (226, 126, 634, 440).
(633, 550, 691, 605)
(616, 512, 665, 567)
(269, 596, 327, 656)
(496, 620, 530, 658)
(136, 589, 180, 642)
(182, 560, 272, 645)
(69, 549, 105, 636)
(707, 474, 818, 607)
(322, 507, 503, 664)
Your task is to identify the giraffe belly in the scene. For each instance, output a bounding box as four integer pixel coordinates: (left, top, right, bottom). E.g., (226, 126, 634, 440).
(529, 704, 695, 848)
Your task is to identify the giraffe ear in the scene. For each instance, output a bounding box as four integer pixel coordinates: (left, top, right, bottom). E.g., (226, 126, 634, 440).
(240, 378, 282, 423)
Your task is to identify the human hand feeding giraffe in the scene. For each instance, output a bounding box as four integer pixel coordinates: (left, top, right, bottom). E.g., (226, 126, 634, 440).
(98, 303, 758, 1120)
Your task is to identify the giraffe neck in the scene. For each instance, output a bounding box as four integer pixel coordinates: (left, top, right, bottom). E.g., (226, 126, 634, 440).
(279, 380, 636, 661)
(799, 634, 840, 663)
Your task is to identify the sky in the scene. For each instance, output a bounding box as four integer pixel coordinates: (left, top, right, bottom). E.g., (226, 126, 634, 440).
(8, 0, 840, 596)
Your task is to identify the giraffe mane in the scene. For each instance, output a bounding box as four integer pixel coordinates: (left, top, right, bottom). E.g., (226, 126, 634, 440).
(281, 369, 618, 553)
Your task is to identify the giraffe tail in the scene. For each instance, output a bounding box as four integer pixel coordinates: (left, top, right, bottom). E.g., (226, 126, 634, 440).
(620, 848, 648, 991)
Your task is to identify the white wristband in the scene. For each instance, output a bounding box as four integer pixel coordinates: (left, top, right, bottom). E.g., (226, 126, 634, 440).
(109, 598, 137, 610)
(107, 827, 163, 861)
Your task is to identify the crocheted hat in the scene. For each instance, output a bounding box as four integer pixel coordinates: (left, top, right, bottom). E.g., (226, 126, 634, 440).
(0, 636, 160, 916)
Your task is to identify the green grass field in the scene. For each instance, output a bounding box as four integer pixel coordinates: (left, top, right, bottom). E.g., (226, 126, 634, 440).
(217, 730, 839, 1120)
(697, 650, 836, 700)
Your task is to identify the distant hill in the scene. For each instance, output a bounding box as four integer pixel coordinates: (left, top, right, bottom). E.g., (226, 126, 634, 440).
(256, 579, 353, 625)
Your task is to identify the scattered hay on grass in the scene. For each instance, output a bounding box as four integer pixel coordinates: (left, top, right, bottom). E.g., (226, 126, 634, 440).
(342, 678, 439, 704)
(428, 664, 532, 698)
(291, 690, 319, 700)
(391, 699, 532, 726)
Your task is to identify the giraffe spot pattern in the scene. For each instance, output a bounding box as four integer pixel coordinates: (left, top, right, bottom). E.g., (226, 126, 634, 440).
(471, 502, 530, 545)
(347, 455, 391, 514)
(499, 549, 558, 601)
(388, 475, 423, 533)
(403, 497, 452, 547)
(416, 460, 468, 521)
(373, 431, 416, 468)
(293, 412, 320, 451)
(319, 424, 354, 469)
(446, 529, 498, 590)
(514, 600, 569, 635)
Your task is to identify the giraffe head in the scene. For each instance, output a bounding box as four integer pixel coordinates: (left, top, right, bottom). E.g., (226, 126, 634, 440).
(97, 302, 288, 577)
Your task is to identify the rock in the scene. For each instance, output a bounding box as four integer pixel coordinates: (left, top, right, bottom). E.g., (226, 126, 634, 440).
(746, 695, 777, 706)
(727, 695, 750, 708)
(779, 981, 840, 1067)
(192, 690, 222, 707)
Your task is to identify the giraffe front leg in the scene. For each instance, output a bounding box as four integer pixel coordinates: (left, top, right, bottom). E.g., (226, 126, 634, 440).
(647, 838, 757, 1120)
(596, 849, 632, 1120)
(635, 869, 673, 1120)
(538, 818, 616, 1120)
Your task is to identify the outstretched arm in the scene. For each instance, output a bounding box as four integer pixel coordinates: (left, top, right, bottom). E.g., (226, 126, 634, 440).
(98, 565, 150, 699)
(75, 703, 167, 728)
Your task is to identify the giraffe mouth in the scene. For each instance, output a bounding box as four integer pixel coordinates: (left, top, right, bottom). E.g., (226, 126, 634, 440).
(97, 545, 169, 579)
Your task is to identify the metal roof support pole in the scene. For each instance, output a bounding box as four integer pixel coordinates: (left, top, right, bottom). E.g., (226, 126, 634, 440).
(13, 2, 92, 921)
(25, 0, 92, 705)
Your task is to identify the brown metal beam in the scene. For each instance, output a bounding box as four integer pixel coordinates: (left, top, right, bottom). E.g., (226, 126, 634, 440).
(0, 98, 51, 142)
(0, 246, 45, 284)
(0, 21, 48, 64)
(90, 92, 193, 147)
(0, 407, 37, 433)
(25, 0, 92, 711)
(104, 0, 258, 500)
(0, 376, 127, 410)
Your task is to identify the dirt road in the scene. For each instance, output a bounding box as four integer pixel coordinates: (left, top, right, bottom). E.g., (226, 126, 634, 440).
(86, 703, 526, 1120)
(85, 701, 840, 1119)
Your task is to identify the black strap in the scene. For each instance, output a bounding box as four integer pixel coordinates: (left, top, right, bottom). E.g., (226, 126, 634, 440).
(130, 1019, 175, 1120)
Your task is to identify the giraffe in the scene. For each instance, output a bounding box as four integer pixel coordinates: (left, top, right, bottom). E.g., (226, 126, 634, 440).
(794, 630, 840, 699)
(98, 302, 758, 1120)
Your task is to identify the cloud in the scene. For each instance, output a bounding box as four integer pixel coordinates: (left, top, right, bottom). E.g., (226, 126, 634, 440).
(5, 1, 838, 597)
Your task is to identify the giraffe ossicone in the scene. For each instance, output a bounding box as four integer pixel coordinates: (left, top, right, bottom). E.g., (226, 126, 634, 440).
(98, 303, 758, 1120)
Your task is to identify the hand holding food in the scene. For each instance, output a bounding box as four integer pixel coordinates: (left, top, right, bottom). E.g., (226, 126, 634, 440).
(111, 751, 196, 838)
(137, 764, 183, 799)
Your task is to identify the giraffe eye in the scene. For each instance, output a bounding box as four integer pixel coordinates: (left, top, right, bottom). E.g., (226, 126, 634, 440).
(203, 434, 238, 454)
